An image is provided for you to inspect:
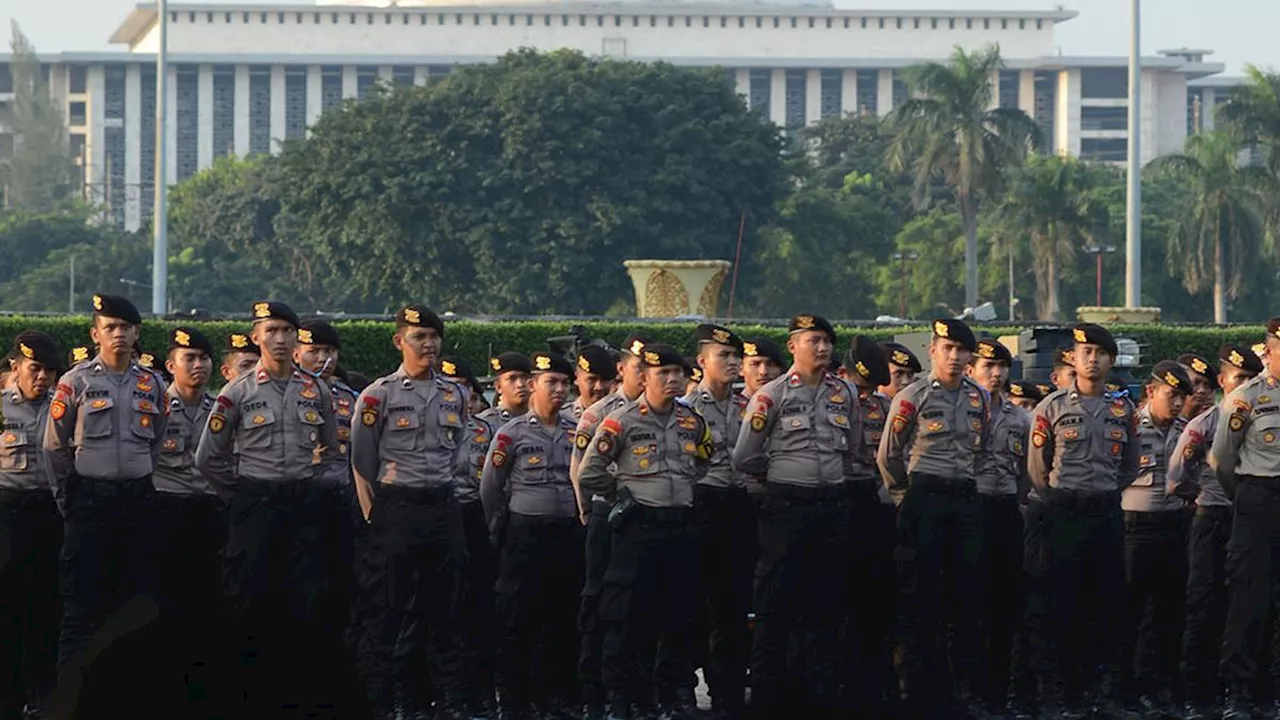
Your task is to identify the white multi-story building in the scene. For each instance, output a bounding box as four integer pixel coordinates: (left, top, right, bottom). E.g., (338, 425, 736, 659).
(0, 0, 1229, 230)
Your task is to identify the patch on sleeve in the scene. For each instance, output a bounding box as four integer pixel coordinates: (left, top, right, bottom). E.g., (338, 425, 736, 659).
(750, 413, 767, 433)
(1229, 414, 1246, 432)
(362, 406, 379, 427)
(50, 399, 67, 421)
(575, 431, 590, 450)
(209, 414, 226, 433)
(601, 418, 623, 436)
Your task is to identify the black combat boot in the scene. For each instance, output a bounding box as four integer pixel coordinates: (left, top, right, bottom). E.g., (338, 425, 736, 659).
(1223, 683, 1255, 720)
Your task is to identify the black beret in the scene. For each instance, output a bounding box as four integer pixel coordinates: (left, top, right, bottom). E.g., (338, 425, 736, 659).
(1007, 380, 1044, 403)
(1268, 317, 1280, 341)
(396, 305, 445, 337)
(621, 334, 655, 357)
(1053, 348, 1075, 368)
(639, 343, 684, 368)
(250, 300, 300, 328)
(881, 342, 923, 373)
(530, 351, 574, 376)
(695, 323, 744, 352)
(1220, 343, 1264, 375)
(1151, 360, 1193, 393)
(298, 320, 341, 349)
(168, 327, 214, 357)
(788, 314, 836, 340)
(1071, 323, 1118, 358)
(1177, 353, 1218, 388)
(489, 352, 532, 376)
(575, 346, 618, 380)
(68, 345, 92, 367)
(91, 293, 141, 325)
(685, 358, 702, 382)
(932, 318, 976, 352)
(1035, 383, 1055, 397)
(345, 371, 371, 393)
(440, 355, 484, 396)
(743, 336, 786, 367)
(225, 332, 260, 356)
(974, 339, 1014, 365)
(845, 335, 890, 387)
(13, 331, 62, 372)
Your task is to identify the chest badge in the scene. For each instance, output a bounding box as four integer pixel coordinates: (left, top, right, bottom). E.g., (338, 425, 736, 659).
(528, 455, 542, 465)
(968, 393, 981, 408)
(632, 446, 649, 455)
(300, 388, 318, 400)
(1064, 428, 1079, 441)
(1266, 431, 1278, 444)
(926, 420, 944, 433)
(91, 399, 108, 410)
(162, 437, 178, 451)
(638, 457, 650, 469)
(304, 410, 320, 423)
(678, 415, 697, 430)
(139, 416, 152, 429)
(829, 394, 844, 404)
(252, 414, 267, 426)
(832, 415, 849, 428)
(683, 441, 696, 453)
(136, 381, 153, 393)
(395, 416, 411, 428)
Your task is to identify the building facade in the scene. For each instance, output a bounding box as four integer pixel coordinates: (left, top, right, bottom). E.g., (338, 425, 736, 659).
(0, 1, 1228, 230)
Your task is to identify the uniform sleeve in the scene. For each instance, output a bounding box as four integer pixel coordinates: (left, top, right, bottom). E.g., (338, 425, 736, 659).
(876, 388, 917, 503)
(450, 383, 470, 486)
(1016, 410, 1033, 500)
(349, 386, 385, 493)
(41, 377, 79, 515)
(480, 428, 515, 523)
(731, 385, 778, 478)
(693, 414, 715, 481)
(1210, 391, 1250, 499)
(150, 377, 170, 469)
(1167, 418, 1205, 499)
(1026, 401, 1054, 497)
(1117, 401, 1141, 490)
(841, 380, 863, 478)
(194, 383, 242, 502)
(579, 412, 627, 497)
(569, 407, 602, 487)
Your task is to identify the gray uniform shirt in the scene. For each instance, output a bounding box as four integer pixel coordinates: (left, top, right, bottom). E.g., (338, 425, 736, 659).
(0, 388, 50, 491)
(43, 356, 169, 512)
(980, 398, 1030, 497)
(571, 390, 637, 496)
(682, 381, 748, 490)
(1122, 407, 1186, 512)
(732, 370, 861, 489)
(560, 398, 587, 427)
(1168, 405, 1229, 507)
(1027, 384, 1140, 496)
(877, 375, 991, 502)
(477, 405, 524, 433)
(349, 366, 467, 491)
(580, 395, 713, 508)
(154, 387, 215, 495)
(455, 415, 494, 504)
(194, 362, 338, 500)
(1211, 372, 1280, 487)
(481, 412, 578, 520)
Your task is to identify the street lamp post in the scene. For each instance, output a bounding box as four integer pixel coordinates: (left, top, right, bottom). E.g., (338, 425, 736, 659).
(1083, 245, 1118, 306)
(152, 0, 169, 317)
(892, 251, 919, 318)
(1125, 0, 1142, 308)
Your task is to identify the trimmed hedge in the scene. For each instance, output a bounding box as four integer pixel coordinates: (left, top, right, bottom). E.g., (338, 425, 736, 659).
(0, 316, 1267, 383)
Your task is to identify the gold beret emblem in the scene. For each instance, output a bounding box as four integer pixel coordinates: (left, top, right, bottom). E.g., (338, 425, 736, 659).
(577, 355, 591, 371)
(629, 340, 645, 355)
(1164, 372, 1180, 388)
(977, 343, 995, 359)
(1073, 328, 1088, 343)
(1191, 357, 1208, 374)
(253, 302, 271, 318)
(92, 294, 103, 311)
(490, 357, 502, 371)
(855, 361, 869, 378)
(298, 329, 314, 344)
(1230, 350, 1245, 367)
(231, 334, 249, 349)
(891, 350, 909, 365)
(19, 343, 33, 360)
(72, 347, 90, 362)
(174, 329, 191, 347)
(795, 315, 816, 330)
(140, 353, 155, 368)
(535, 355, 552, 371)
(644, 350, 661, 366)
(691, 367, 703, 381)
(1010, 384, 1024, 396)
(403, 307, 421, 325)
(743, 342, 758, 357)
(934, 321, 949, 338)
(1253, 343, 1267, 358)
(441, 360, 457, 376)
(711, 328, 731, 344)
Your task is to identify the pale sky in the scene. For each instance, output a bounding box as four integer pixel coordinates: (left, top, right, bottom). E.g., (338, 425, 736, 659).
(0, 0, 1267, 76)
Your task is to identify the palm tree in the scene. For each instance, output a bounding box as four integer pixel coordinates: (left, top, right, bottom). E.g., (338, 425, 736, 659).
(1147, 131, 1279, 323)
(993, 155, 1109, 321)
(1215, 65, 1280, 176)
(887, 45, 1040, 310)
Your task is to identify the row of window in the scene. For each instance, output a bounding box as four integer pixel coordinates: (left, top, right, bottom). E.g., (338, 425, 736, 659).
(170, 10, 1046, 32)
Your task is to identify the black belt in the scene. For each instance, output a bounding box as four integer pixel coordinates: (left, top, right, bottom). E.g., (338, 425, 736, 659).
(1195, 505, 1232, 520)
(765, 482, 845, 501)
(909, 474, 976, 496)
(73, 475, 154, 498)
(236, 478, 310, 498)
(979, 493, 1020, 505)
(377, 482, 455, 505)
(1046, 489, 1119, 512)
(0, 486, 54, 505)
(634, 505, 693, 524)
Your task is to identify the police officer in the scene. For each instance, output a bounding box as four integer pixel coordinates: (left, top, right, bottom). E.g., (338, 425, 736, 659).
(967, 338, 1029, 716)
(740, 336, 785, 399)
(482, 351, 584, 720)
(840, 335, 897, 715)
(0, 332, 61, 720)
(480, 352, 532, 428)
(1211, 318, 1280, 718)
(1051, 348, 1077, 391)
(734, 314, 860, 719)
(878, 341, 922, 400)
(194, 300, 341, 713)
(221, 332, 260, 383)
(684, 359, 702, 398)
(564, 346, 617, 427)
(441, 355, 500, 719)
(877, 319, 989, 717)
(1007, 380, 1044, 412)
(294, 320, 361, 657)
(580, 343, 714, 720)
(1171, 345, 1262, 719)
(572, 334, 651, 720)
(1119, 361, 1192, 713)
(1027, 323, 1138, 717)
(684, 323, 751, 718)
(1179, 353, 1219, 421)
(349, 305, 468, 720)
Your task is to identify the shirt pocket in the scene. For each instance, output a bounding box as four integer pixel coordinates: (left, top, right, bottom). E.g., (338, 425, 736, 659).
(1057, 422, 1090, 461)
(1007, 431, 1027, 459)
(240, 408, 277, 451)
(296, 405, 325, 448)
(80, 397, 115, 440)
(919, 414, 952, 439)
(775, 413, 812, 450)
(1253, 414, 1280, 456)
(1132, 442, 1159, 487)
(131, 398, 160, 441)
(621, 443, 662, 476)
(517, 452, 549, 484)
(825, 413, 850, 451)
(158, 429, 189, 469)
(385, 411, 420, 451)
(437, 410, 463, 450)
(0, 429, 29, 471)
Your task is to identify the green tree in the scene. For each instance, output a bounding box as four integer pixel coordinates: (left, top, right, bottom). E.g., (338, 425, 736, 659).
(0, 216, 151, 312)
(887, 45, 1040, 310)
(276, 49, 787, 315)
(874, 211, 966, 318)
(991, 155, 1110, 321)
(1, 22, 77, 212)
(1147, 131, 1279, 323)
(1216, 65, 1280, 176)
